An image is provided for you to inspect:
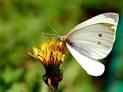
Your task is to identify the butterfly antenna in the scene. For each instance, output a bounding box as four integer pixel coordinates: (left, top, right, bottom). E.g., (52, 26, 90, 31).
(40, 32, 57, 36)
(47, 24, 61, 37)
(40, 24, 61, 38)
(40, 32, 59, 38)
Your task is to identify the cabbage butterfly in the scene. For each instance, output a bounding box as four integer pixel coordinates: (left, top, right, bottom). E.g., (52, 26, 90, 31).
(61, 12, 119, 76)
(29, 12, 119, 89)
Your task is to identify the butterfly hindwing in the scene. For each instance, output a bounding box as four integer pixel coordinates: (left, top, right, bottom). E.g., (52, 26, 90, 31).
(66, 43, 105, 76)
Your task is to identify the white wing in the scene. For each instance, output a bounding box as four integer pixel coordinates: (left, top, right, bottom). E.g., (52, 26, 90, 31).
(66, 43, 105, 76)
(66, 13, 119, 60)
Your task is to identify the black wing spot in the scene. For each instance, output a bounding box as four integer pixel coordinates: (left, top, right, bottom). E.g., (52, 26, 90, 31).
(98, 33, 102, 37)
(97, 41, 101, 45)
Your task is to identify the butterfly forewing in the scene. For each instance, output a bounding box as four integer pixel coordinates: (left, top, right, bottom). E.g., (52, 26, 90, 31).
(67, 23, 115, 60)
(68, 12, 119, 32)
(66, 43, 105, 76)
(66, 13, 119, 60)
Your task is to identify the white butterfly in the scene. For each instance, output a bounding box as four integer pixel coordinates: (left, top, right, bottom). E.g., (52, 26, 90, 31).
(62, 12, 119, 77)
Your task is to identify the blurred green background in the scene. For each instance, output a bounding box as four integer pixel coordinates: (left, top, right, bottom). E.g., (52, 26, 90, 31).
(0, 0, 123, 92)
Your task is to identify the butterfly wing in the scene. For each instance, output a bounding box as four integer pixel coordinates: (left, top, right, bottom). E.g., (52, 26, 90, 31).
(65, 13, 119, 76)
(66, 43, 105, 76)
(66, 13, 119, 60)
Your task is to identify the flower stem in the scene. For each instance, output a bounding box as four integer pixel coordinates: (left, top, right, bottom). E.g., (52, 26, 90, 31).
(48, 86, 57, 92)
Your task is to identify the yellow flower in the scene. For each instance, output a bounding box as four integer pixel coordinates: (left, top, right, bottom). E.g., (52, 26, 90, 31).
(29, 39, 66, 65)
